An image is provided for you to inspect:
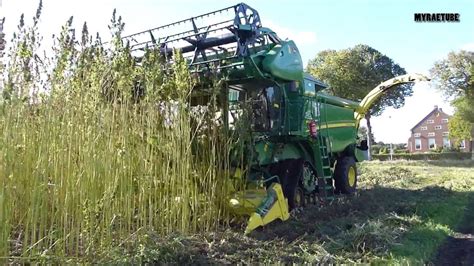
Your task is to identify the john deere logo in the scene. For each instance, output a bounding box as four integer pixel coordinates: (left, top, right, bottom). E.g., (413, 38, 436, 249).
(414, 13, 460, 22)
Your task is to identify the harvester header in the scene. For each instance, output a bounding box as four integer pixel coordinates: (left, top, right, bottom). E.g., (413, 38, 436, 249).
(121, 3, 282, 70)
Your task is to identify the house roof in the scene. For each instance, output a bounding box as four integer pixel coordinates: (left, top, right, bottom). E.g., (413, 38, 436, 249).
(410, 106, 451, 131)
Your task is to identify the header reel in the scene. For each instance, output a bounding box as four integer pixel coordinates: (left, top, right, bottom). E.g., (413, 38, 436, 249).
(121, 3, 281, 73)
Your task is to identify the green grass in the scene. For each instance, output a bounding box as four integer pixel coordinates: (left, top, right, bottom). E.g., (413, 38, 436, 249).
(374, 161, 473, 263)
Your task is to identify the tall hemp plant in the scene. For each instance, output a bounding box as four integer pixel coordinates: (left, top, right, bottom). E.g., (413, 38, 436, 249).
(0, 2, 235, 262)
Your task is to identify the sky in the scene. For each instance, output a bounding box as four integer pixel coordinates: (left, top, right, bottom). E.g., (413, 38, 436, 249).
(1, 0, 473, 143)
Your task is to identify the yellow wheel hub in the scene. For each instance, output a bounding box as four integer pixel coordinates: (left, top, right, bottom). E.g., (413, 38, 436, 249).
(348, 166, 356, 187)
(295, 190, 303, 207)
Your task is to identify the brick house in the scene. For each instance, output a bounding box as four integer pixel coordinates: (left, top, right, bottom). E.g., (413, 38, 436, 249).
(407, 105, 472, 153)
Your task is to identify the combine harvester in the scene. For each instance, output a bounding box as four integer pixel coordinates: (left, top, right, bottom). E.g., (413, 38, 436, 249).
(121, 3, 429, 234)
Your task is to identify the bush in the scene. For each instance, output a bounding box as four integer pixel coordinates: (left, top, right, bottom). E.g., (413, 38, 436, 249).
(394, 149, 408, 154)
(371, 144, 382, 155)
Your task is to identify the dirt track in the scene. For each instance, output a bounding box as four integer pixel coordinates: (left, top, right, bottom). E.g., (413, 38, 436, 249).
(434, 197, 474, 266)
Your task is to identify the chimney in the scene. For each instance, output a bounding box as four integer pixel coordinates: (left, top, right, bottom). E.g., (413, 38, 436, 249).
(434, 105, 438, 110)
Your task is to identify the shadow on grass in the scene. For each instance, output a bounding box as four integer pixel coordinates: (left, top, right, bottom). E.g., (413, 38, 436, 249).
(248, 185, 473, 263)
(433, 194, 474, 265)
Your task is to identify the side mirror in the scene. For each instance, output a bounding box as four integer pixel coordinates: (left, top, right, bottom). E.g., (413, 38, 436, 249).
(358, 140, 369, 151)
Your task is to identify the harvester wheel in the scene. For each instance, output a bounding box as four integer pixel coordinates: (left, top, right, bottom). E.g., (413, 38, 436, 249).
(286, 181, 307, 210)
(279, 159, 306, 211)
(334, 156, 357, 194)
(294, 186, 306, 208)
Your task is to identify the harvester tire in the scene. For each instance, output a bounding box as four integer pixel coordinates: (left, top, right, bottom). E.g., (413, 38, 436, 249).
(334, 156, 357, 194)
(294, 186, 306, 208)
(275, 158, 305, 211)
(285, 181, 306, 211)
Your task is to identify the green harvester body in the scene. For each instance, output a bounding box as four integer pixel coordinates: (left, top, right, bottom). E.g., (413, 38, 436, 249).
(123, 3, 428, 233)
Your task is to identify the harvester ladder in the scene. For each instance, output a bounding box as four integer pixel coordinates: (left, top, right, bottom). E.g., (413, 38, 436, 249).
(317, 97, 334, 201)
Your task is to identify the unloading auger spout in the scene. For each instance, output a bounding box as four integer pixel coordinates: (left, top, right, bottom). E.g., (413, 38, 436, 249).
(354, 73, 431, 128)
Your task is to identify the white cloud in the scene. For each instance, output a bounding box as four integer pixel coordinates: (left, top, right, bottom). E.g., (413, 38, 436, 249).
(265, 20, 317, 46)
(461, 42, 474, 51)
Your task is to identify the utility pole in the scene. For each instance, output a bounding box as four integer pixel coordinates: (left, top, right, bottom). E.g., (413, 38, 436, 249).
(390, 142, 393, 161)
(389, 115, 393, 161)
(471, 140, 474, 160)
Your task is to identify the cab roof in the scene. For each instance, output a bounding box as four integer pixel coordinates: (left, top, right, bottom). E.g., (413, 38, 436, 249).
(304, 73, 327, 88)
(304, 73, 327, 90)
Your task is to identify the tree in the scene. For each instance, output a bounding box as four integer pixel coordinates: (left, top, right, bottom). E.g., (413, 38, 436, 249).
(430, 50, 474, 145)
(357, 125, 375, 144)
(307, 44, 413, 159)
(358, 126, 367, 139)
(448, 113, 473, 146)
(430, 50, 474, 100)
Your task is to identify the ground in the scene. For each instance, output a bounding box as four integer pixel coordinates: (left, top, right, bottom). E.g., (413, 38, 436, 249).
(99, 160, 474, 264)
(434, 196, 474, 266)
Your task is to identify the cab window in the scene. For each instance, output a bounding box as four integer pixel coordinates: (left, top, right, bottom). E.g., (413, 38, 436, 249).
(304, 80, 316, 96)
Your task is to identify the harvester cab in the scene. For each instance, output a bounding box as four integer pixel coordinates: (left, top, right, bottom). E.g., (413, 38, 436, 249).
(122, 3, 429, 234)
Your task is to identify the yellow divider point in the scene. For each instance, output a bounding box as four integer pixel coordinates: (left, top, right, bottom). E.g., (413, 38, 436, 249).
(244, 183, 290, 235)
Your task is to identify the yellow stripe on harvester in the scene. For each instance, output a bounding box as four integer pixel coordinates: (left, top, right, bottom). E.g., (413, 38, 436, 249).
(319, 122, 356, 129)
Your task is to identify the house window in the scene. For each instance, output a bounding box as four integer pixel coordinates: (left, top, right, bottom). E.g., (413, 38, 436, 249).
(428, 132, 435, 137)
(435, 125, 442, 130)
(460, 140, 466, 149)
(427, 120, 434, 124)
(428, 138, 436, 149)
(443, 137, 450, 148)
(421, 126, 428, 130)
(441, 118, 449, 123)
(415, 138, 422, 150)
(442, 132, 449, 136)
(414, 133, 421, 137)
